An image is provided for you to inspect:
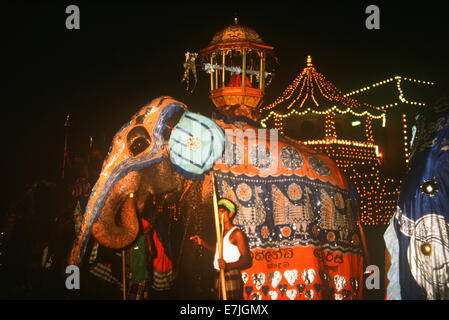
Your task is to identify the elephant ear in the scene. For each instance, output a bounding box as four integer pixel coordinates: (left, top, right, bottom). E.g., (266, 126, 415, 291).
(168, 112, 225, 180)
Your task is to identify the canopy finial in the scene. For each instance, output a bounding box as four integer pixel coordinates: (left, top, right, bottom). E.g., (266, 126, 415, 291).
(307, 55, 313, 67)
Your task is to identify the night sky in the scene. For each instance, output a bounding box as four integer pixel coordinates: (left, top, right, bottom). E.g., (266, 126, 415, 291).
(3, 1, 449, 216)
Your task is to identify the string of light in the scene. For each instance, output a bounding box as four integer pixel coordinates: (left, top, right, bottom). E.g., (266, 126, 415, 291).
(261, 106, 386, 128)
(259, 56, 405, 226)
(402, 114, 410, 164)
(343, 75, 434, 109)
(261, 56, 384, 113)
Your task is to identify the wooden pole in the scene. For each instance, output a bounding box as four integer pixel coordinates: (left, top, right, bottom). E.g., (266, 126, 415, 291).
(212, 173, 227, 300)
(222, 52, 226, 87)
(215, 56, 218, 90)
(242, 49, 247, 88)
(259, 52, 264, 90)
(122, 250, 127, 300)
(210, 55, 214, 91)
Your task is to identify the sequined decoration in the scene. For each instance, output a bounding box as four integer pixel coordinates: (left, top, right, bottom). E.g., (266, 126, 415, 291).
(319, 271, 331, 287)
(342, 289, 351, 299)
(286, 289, 297, 300)
(281, 227, 292, 237)
(334, 275, 347, 292)
(280, 146, 304, 170)
(305, 289, 314, 300)
(268, 290, 278, 300)
(236, 183, 252, 201)
(333, 192, 345, 209)
(297, 284, 305, 295)
(249, 143, 273, 171)
(251, 292, 262, 300)
(307, 156, 331, 177)
(252, 273, 266, 290)
(301, 269, 316, 286)
(278, 284, 287, 296)
(262, 285, 270, 296)
(350, 277, 359, 293)
(241, 272, 249, 284)
(287, 183, 302, 201)
(186, 136, 201, 151)
(284, 269, 298, 286)
(221, 141, 243, 167)
(261, 226, 269, 239)
(419, 179, 439, 197)
(269, 271, 282, 288)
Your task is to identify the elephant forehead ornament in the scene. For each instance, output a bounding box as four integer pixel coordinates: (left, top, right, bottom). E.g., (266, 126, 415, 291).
(69, 96, 225, 265)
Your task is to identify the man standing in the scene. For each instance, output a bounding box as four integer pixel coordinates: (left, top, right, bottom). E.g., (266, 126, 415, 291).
(190, 198, 252, 300)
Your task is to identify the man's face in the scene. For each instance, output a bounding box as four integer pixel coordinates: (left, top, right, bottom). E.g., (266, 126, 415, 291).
(218, 207, 228, 218)
(219, 207, 233, 222)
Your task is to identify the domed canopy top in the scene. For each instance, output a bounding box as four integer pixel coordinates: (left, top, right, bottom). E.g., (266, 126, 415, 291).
(201, 18, 274, 54)
(209, 20, 265, 46)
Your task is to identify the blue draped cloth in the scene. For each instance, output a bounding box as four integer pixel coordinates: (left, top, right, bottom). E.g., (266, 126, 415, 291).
(385, 98, 449, 300)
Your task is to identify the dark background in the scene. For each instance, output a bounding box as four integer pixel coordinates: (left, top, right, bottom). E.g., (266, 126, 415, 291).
(3, 1, 448, 231)
(1, 0, 448, 302)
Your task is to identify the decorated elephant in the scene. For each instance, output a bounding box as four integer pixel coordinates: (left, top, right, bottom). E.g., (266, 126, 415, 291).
(68, 96, 364, 300)
(384, 96, 449, 300)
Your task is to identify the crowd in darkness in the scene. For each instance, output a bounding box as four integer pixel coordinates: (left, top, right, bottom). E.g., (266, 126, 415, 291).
(0, 149, 125, 299)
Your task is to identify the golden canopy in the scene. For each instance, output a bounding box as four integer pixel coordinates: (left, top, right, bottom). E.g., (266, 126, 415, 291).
(199, 18, 276, 122)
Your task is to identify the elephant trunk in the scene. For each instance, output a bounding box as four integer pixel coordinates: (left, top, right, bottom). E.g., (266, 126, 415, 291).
(92, 193, 139, 249)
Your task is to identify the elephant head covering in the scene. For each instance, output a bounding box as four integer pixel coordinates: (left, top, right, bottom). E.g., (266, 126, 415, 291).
(69, 96, 225, 265)
(384, 96, 449, 300)
(69, 97, 187, 264)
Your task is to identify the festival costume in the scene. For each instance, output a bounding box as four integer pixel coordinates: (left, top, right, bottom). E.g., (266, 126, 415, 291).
(384, 99, 449, 300)
(213, 226, 244, 300)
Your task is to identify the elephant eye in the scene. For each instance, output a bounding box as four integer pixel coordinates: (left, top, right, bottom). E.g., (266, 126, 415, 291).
(162, 109, 185, 140)
(127, 126, 152, 157)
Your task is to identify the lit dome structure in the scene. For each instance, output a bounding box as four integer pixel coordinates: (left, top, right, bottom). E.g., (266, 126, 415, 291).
(207, 19, 266, 47)
(261, 56, 399, 226)
(198, 18, 277, 122)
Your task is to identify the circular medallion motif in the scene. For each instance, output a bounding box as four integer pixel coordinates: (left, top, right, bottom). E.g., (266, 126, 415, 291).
(280, 146, 304, 171)
(282, 227, 292, 237)
(308, 156, 331, 177)
(287, 183, 303, 201)
(249, 144, 273, 171)
(261, 226, 269, 239)
(236, 183, 252, 202)
(327, 231, 336, 242)
(419, 180, 439, 197)
(334, 192, 345, 210)
(186, 136, 201, 151)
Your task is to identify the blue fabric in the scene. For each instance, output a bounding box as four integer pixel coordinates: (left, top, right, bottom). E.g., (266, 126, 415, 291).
(169, 112, 225, 180)
(214, 170, 363, 255)
(386, 100, 449, 300)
